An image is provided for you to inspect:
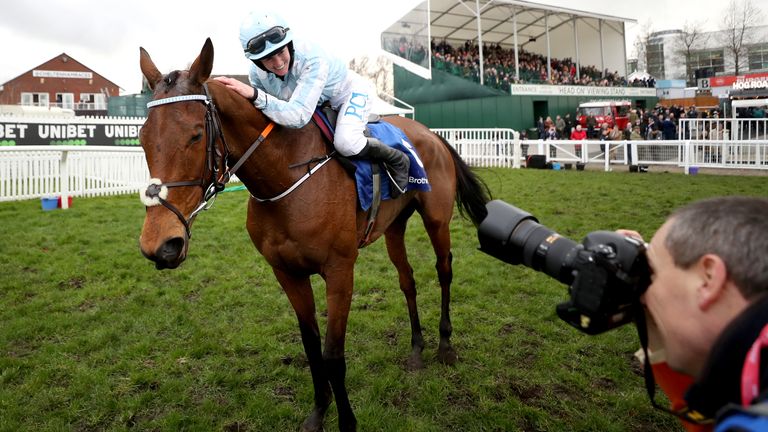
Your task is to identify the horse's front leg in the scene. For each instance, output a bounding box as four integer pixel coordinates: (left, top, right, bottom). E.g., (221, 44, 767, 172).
(273, 269, 332, 432)
(322, 264, 357, 432)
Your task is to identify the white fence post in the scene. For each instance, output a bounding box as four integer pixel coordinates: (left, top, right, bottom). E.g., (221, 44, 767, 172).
(60, 149, 70, 209)
(512, 130, 521, 169)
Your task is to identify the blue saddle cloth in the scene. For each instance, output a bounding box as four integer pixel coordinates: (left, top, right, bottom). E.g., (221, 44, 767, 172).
(353, 121, 431, 211)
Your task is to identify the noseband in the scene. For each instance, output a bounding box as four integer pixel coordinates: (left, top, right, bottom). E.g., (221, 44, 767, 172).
(140, 83, 273, 239)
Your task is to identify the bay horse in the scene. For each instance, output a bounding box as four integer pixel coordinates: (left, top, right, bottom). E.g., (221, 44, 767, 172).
(138, 38, 490, 431)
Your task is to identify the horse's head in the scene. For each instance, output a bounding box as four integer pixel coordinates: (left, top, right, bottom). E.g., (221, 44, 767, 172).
(138, 38, 222, 269)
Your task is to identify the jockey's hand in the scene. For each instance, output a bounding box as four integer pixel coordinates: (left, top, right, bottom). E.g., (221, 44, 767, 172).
(213, 76, 256, 101)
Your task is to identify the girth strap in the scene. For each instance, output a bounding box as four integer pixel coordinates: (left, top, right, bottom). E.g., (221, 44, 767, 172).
(359, 164, 382, 248)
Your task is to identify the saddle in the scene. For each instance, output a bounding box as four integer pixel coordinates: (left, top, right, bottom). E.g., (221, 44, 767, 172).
(313, 102, 381, 146)
(310, 103, 429, 247)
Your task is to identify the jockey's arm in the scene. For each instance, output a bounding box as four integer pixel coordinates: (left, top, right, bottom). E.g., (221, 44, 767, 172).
(253, 58, 331, 128)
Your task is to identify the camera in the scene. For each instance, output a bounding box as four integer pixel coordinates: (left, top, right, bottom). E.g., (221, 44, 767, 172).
(477, 200, 651, 335)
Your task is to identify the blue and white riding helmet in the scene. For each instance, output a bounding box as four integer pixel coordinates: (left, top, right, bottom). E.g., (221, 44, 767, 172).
(240, 11, 294, 61)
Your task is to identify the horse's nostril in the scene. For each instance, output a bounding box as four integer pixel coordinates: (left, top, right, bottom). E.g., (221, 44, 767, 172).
(157, 237, 185, 264)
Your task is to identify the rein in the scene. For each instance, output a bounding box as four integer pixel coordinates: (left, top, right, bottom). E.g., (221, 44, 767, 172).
(141, 83, 274, 238)
(140, 83, 334, 238)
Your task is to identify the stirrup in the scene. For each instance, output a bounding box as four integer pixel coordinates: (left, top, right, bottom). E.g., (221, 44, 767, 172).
(383, 166, 408, 197)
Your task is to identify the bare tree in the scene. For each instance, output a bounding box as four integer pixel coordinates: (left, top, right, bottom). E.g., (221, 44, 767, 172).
(348, 55, 394, 97)
(719, 0, 765, 75)
(677, 21, 709, 85)
(632, 20, 654, 72)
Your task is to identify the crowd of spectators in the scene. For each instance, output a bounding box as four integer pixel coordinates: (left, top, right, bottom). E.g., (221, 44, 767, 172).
(382, 35, 429, 68)
(523, 104, 725, 144)
(431, 39, 632, 92)
(628, 77, 656, 88)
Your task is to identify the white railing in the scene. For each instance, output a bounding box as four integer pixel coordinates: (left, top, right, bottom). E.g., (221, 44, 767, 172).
(432, 128, 521, 168)
(434, 127, 768, 173)
(517, 139, 768, 173)
(2, 131, 767, 205)
(679, 118, 768, 141)
(0, 146, 147, 205)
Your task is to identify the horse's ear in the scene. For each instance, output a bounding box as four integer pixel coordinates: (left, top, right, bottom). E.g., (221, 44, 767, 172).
(139, 47, 162, 91)
(189, 38, 214, 85)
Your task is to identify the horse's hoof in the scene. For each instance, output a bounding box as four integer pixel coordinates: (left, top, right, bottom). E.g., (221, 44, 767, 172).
(300, 412, 325, 432)
(339, 417, 357, 432)
(437, 346, 458, 365)
(406, 352, 425, 371)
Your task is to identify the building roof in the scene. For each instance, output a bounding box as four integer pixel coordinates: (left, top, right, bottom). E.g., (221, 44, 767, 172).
(0, 52, 121, 90)
(396, 0, 635, 49)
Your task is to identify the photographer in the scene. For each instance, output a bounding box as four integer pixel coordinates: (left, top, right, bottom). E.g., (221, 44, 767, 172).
(478, 196, 768, 430)
(621, 196, 768, 430)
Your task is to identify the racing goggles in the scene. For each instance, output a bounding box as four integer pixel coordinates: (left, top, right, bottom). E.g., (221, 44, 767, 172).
(245, 26, 290, 56)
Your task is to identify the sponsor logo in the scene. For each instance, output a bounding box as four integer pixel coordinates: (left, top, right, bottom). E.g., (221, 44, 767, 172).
(401, 139, 425, 168)
(733, 77, 768, 90)
(408, 176, 429, 184)
(343, 92, 368, 120)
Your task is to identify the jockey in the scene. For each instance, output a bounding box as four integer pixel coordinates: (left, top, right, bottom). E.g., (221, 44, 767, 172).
(215, 10, 410, 196)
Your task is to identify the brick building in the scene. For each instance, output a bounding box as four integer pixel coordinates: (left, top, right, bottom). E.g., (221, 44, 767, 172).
(0, 53, 120, 116)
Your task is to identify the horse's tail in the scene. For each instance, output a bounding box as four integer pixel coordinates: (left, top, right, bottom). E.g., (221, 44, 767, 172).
(438, 135, 492, 226)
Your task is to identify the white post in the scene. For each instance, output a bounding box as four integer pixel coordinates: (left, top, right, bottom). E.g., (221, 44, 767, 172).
(512, 130, 521, 169)
(60, 149, 70, 209)
(631, 141, 638, 165)
(573, 17, 581, 81)
(545, 13, 551, 82)
(599, 20, 605, 78)
(475, 0, 484, 86)
(513, 10, 520, 82)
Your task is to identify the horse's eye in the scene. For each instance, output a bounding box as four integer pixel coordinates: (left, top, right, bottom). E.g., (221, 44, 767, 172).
(190, 130, 203, 145)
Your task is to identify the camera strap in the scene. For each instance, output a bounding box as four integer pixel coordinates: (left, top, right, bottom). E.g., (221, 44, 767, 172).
(634, 303, 715, 426)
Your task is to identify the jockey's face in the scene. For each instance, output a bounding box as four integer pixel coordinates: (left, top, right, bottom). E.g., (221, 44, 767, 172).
(261, 46, 290, 77)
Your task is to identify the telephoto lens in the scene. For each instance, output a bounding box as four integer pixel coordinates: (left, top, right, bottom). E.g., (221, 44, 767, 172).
(477, 200, 579, 285)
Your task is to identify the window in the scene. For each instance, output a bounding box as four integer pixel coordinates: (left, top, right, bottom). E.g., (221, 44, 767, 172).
(748, 43, 768, 71)
(688, 49, 725, 74)
(78, 93, 106, 110)
(56, 93, 74, 109)
(646, 43, 665, 79)
(20, 92, 50, 107)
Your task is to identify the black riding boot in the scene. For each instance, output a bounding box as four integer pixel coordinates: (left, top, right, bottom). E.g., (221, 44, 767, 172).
(357, 138, 411, 197)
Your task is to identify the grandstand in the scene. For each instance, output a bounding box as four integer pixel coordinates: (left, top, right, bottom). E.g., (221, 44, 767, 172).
(381, 0, 658, 132)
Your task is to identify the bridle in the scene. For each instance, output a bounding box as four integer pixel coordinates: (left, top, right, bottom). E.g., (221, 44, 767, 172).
(140, 83, 274, 239)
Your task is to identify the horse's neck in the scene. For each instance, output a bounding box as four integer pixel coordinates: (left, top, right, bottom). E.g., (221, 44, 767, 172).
(209, 83, 327, 196)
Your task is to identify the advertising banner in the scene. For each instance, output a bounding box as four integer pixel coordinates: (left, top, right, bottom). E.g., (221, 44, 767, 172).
(0, 117, 144, 146)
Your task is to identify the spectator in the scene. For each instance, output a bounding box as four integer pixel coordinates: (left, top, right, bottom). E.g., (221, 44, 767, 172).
(570, 124, 586, 158)
(570, 123, 587, 140)
(587, 115, 598, 139)
(662, 115, 677, 140)
(544, 125, 558, 157)
(648, 124, 662, 140)
(428, 41, 640, 89)
(555, 115, 566, 138)
(536, 116, 545, 139)
(544, 116, 554, 131)
(619, 196, 768, 429)
(623, 122, 632, 141)
(564, 113, 574, 138)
